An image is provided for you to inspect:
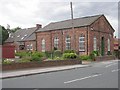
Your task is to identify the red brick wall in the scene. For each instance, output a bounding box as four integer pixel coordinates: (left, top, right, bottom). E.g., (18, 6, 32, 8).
(89, 15, 114, 55)
(37, 27, 88, 55)
(24, 41, 36, 51)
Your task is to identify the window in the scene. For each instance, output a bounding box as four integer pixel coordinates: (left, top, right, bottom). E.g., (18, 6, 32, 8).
(108, 38, 110, 51)
(66, 35, 71, 50)
(30, 44, 33, 50)
(79, 34, 85, 51)
(27, 45, 30, 50)
(93, 36, 97, 51)
(54, 37, 59, 49)
(42, 39, 45, 52)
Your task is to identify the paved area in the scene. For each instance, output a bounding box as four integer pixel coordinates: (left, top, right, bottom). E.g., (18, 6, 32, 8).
(1, 64, 89, 79)
(2, 59, 120, 88)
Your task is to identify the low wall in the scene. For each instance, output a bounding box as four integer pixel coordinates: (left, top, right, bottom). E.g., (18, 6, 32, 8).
(2, 60, 82, 71)
(95, 55, 116, 61)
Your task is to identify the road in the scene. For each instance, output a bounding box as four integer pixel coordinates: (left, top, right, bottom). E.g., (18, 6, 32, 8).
(2, 60, 120, 88)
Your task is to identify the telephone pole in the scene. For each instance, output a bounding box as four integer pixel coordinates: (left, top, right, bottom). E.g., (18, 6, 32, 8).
(70, 2, 76, 51)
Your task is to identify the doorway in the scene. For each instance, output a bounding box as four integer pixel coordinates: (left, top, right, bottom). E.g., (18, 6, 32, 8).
(101, 37, 105, 56)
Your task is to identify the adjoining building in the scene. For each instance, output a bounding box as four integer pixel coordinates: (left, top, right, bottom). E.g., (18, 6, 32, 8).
(36, 14, 115, 56)
(5, 24, 42, 52)
(114, 36, 120, 58)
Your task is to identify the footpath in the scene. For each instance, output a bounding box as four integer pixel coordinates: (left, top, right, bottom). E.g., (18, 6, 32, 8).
(1, 63, 90, 79)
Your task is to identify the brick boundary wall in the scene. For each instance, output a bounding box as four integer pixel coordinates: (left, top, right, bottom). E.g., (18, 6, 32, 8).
(2, 60, 82, 71)
(95, 55, 116, 61)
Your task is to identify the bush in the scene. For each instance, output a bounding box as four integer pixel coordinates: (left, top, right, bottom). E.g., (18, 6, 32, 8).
(15, 52, 29, 58)
(31, 51, 44, 61)
(63, 53, 78, 59)
(31, 56, 41, 61)
(64, 50, 75, 53)
(53, 50, 62, 58)
(45, 51, 53, 58)
(53, 56, 63, 60)
(3, 59, 13, 64)
(90, 51, 100, 60)
(79, 55, 91, 60)
(18, 58, 31, 63)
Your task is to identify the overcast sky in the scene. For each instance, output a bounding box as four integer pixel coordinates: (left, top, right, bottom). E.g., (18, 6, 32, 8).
(0, 0, 119, 37)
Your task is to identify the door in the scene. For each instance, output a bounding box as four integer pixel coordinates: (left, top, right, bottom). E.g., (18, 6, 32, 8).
(101, 37, 105, 56)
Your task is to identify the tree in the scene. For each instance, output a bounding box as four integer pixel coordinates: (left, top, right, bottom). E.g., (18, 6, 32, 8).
(0, 26, 9, 45)
(10, 27, 21, 33)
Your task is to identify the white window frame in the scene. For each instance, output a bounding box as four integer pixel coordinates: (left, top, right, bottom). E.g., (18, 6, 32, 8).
(27, 45, 30, 50)
(93, 36, 97, 51)
(54, 37, 59, 49)
(42, 39, 45, 52)
(30, 44, 33, 50)
(65, 35, 71, 50)
(108, 38, 110, 51)
(79, 35, 85, 51)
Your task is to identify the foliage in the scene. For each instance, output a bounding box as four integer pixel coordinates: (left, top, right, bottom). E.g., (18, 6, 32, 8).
(2, 59, 13, 64)
(53, 50, 62, 58)
(53, 56, 63, 60)
(15, 52, 29, 58)
(79, 55, 91, 60)
(89, 51, 100, 60)
(63, 53, 78, 59)
(45, 51, 53, 58)
(18, 58, 31, 63)
(10, 27, 21, 33)
(107, 51, 112, 55)
(30, 51, 44, 61)
(64, 50, 75, 53)
(0, 26, 9, 45)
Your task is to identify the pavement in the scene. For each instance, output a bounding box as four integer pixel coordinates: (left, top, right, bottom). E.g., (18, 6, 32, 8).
(1, 64, 90, 79)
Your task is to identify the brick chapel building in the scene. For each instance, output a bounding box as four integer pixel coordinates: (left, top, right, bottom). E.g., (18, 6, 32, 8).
(36, 14, 114, 56)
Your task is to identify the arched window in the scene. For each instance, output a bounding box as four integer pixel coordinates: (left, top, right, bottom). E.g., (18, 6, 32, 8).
(66, 35, 71, 50)
(93, 36, 97, 51)
(41, 39, 45, 52)
(108, 38, 110, 51)
(79, 34, 85, 51)
(54, 37, 59, 49)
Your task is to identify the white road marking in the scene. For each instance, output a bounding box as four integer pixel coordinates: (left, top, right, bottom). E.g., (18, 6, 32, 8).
(105, 63, 117, 68)
(64, 74, 102, 84)
(111, 69, 120, 72)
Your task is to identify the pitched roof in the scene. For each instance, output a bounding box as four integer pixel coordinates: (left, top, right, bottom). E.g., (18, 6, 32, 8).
(5, 27, 37, 43)
(36, 14, 102, 32)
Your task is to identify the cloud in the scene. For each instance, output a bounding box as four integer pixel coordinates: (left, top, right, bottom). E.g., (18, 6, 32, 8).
(0, 1, 118, 37)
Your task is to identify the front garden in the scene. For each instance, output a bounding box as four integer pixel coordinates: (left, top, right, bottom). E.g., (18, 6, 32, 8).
(2, 50, 115, 71)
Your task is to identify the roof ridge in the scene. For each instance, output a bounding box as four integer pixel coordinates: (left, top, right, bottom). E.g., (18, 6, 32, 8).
(51, 14, 103, 24)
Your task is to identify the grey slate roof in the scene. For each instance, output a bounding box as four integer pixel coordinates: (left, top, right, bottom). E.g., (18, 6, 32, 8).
(36, 14, 102, 32)
(5, 27, 37, 43)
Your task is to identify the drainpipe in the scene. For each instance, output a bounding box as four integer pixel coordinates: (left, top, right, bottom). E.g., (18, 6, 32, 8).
(87, 26, 89, 55)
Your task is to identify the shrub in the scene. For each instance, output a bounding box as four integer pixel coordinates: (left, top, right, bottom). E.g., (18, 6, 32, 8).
(64, 50, 75, 53)
(31, 51, 44, 61)
(3, 59, 13, 64)
(53, 56, 63, 60)
(18, 58, 31, 63)
(31, 55, 41, 61)
(53, 50, 62, 58)
(89, 51, 100, 60)
(15, 52, 29, 58)
(107, 51, 112, 55)
(79, 55, 91, 60)
(45, 51, 53, 58)
(63, 53, 78, 59)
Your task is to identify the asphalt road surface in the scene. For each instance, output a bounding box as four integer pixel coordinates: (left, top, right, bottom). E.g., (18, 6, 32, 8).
(2, 60, 120, 88)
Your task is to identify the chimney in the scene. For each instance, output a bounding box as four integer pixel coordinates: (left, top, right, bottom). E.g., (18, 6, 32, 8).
(36, 24, 42, 29)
